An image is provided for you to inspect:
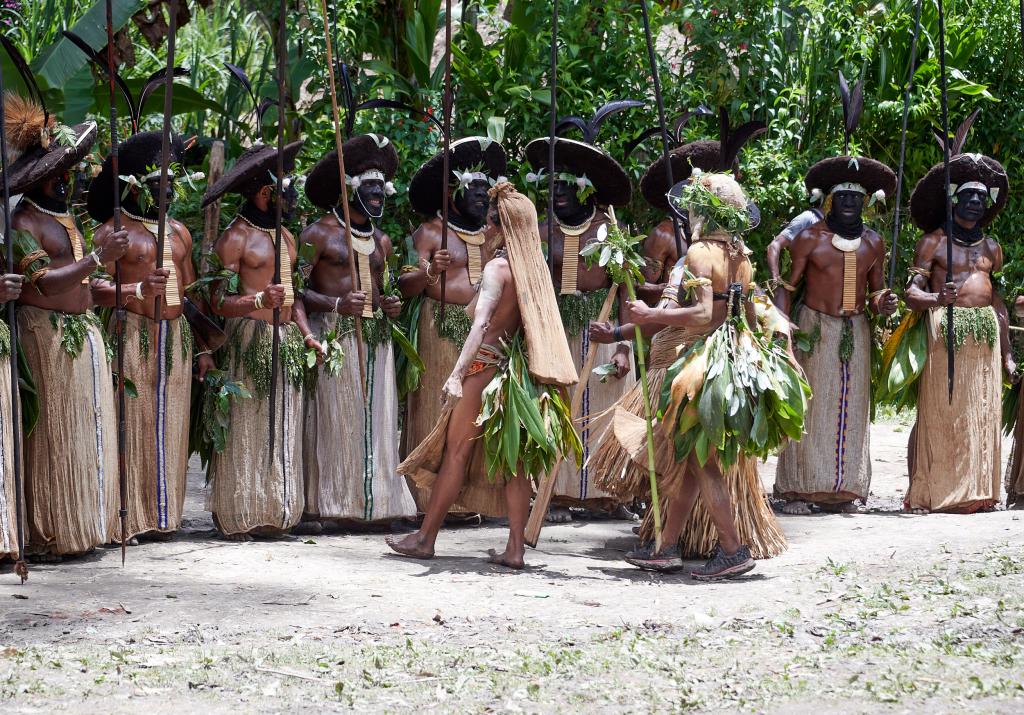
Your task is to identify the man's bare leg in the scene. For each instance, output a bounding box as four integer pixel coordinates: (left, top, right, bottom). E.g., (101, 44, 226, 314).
(689, 456, 740, 555)
(488, 474, 531, 569)
(387, 370, 492, 559)
(660, 474, 700, 546)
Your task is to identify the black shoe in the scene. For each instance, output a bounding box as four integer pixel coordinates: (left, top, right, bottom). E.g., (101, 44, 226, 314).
(625, 543, 684, 573)
(690, 544, 755, 581)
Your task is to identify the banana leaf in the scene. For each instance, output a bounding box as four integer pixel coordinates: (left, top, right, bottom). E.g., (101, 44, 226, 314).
(874, 311, 927, 412)
(396, 295, 424, 400)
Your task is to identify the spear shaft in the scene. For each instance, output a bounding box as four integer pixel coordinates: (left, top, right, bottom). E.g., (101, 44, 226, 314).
(153, 0, 178, 325)
(937, 0, 955, 404)
(638, 0, 684, 260)
(887, 0, 923, 290)
(438, 0, 453, 322)
(104, 0, 129, 566)
(635, 0, 671, 549)
(318, 0, 366, 395)
(546, 0, 558, 272)
(0, 48, 28, 583)
(268, 0, 286, 468)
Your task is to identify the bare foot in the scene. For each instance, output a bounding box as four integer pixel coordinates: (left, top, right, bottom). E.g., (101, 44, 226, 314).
(385, 533, 434, 560)
(545, 507, 573, 524)
(28, 550, 61, 563)
(222, 532, 253, 542)
(1009, 499, 1024, 511)
(820, 501, 860, 514)
(606, 504, 637, 521)
(486, 547, 525, 570)
(906, 507, 929, 515)
(291, 520, 323, 536)
(781, 500, 813, 515)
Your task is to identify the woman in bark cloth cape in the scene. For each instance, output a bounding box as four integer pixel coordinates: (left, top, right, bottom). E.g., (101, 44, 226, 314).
(879, 140, 1012, 514)
(300, 133, 418, 525)
(0, 73, 122, 559)
(397, 136, 507, 513)
(522, 101, 640, 518)
(198, 139, 325, 539)
(589, 172, 805, 579)
(389, 182, 580, 569)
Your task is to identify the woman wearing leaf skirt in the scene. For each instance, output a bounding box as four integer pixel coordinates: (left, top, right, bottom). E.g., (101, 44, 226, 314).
(390, 183, 580, 569)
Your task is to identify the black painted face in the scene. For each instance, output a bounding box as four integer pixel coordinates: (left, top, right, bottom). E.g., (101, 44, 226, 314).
(830, 190, 864, 223)
(144, 176, 176, 208)
(552, 179, 591, 223)
(452, 178, 490, 226)
(954, 188, 987, 225)
(42, 172, 69, 201)
(277, 180, 299, 221)
(354, 178, 386, 220)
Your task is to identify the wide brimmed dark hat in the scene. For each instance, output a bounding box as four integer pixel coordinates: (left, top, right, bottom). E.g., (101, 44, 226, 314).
(640, 140, 724, 210)
(3, 121, 97, 196)
(524, 137, 631, 207)
(201, 140, 304, 209)
(305, 134, 399, 210)
(910, 153, 1009, 233)
(87, 130, 186, 223)
(408, 136, 507, 216)
(804, 155, 897, 204)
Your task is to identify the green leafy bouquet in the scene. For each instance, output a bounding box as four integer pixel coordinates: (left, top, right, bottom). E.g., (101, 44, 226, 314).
(659, 299, 811, 469)
(477, 333, 582, 483)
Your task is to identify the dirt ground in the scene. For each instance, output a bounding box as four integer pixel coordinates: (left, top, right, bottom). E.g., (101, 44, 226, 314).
(1, 416, 1023, 714)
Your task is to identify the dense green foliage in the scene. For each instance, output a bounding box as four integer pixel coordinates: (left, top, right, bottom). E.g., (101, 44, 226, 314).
(3, 0, 1022, 291)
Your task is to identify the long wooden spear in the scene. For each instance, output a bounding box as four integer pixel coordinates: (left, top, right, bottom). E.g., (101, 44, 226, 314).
(887, 0, 924, 289)
(153, 0, 178, 326)
(268, 0, 287, 464)
(936, 0, 955, 403)
(0, 51, 28, 583)
(546, 0, 558, 272)
(437, 0, 453, 322)
(638, 0, 684, 260)
(634, 0, 671, 549)
(318, 0, 366, 395)
(104, 0, 130, 566)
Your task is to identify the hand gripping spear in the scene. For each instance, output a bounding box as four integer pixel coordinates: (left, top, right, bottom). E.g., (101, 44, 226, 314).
(639, 0, 684, 261)
(317, 0, 366, 396)
(104, 0, 130, 566)
(268, 0, 287, 466)
(887, 0, 924, 290)
(0, 54, 29, 583)
(936, 0, 955, 403)
(153, 0, 178, 327)
(437, 0, 454, 322)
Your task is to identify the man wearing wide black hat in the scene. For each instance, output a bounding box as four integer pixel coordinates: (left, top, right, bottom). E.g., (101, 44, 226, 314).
(633, 139, 724, 304)
(200, 141, 323, 540)
(2, 93, 126, 559)
(523, 126, 635, 521)
(300, 134, 415, 527)
(398, 136, 507, 514)
(904, 152, 1012, 514)
(89, 130, 214, 543)
(773, 155, 899, 516)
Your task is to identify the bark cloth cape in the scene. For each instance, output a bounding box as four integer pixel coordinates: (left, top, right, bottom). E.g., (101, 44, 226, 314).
(400, 137, 508, 509)
(904, 152, 1009, 514)
(399, 183, 578, 516)
(200, 141, 310, 536)
(773, 155, 897, 507)
(523, 104, 638, 508)
(302, 133, 416, 522)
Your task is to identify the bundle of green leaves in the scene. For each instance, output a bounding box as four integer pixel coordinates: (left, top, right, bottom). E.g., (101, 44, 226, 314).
(477, 333, 582, 483)
(659, 313, 810, 469)
(874, 312, 927, 413)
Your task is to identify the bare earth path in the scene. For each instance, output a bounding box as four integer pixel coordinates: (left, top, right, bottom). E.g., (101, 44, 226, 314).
(2, 418, 1023, 713)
